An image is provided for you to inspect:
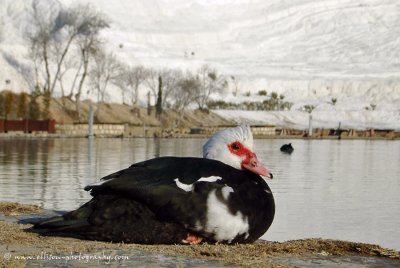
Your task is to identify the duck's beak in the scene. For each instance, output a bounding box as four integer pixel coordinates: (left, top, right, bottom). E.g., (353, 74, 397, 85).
(242, 155, 273, 179)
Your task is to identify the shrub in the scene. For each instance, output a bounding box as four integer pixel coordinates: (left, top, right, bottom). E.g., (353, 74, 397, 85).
(28, 91, 41, 120)
(4, 91, 14, 119)
(207, 98, 293, 111)
(258, 90, 267, 96)
(0, 94, 4, 118)
(365, 104, 377, 111)
(303, 105, 315, 113)
(17, 92, 28, 118)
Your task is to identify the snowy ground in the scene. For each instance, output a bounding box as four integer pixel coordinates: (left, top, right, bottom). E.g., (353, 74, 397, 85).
(213, 109, 400, 131)
(1, 0, 399, 130)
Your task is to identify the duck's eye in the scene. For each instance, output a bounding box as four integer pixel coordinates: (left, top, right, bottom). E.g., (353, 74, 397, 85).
(231, 143, 240, 151)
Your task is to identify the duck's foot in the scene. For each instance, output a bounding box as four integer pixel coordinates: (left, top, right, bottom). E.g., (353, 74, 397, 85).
(182, 233, 203, 245)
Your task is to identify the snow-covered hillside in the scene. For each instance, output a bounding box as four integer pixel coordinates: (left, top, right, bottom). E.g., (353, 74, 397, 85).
(1, 0, 400, 129)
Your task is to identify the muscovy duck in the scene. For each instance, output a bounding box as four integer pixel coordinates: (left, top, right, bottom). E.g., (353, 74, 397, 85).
(32, 125, 275, 244)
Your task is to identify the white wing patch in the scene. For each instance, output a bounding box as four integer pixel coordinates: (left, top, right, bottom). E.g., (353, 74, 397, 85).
(205, 189, 249, 242)
(174, 176, 222, 192)
(174, 178, 193, 192)
(198, 176, 222, 183)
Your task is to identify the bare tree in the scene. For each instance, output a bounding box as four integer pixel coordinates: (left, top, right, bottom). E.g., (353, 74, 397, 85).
(89, 51, 121, 119)
(172, 71, 200, 125)
(144, 68, 162, 101)
(115, 65, 148, 106)
(230, 75, 240, 96)
(174, 73, 199, 110)
(196, 64, 228, 109)
(161, 69, 183, 108)
(72, 5, 109, 120)
(131, 66, 148, 105)
(113, 66, 129, 105)
(28, 3, 56, 116)
(144, 68, 182, 108)
(28, 3, 109, 118)
(56, 54, 79, 102)
(74, 34, 103, 120)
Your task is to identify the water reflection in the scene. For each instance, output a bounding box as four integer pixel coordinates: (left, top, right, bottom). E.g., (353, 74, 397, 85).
(256, 139, 400, 251)
(0, 138, 399, 250)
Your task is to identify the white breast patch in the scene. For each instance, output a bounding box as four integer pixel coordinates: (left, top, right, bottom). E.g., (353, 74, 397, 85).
(221, 186, 234, 200)
(205, 189, 249, 242)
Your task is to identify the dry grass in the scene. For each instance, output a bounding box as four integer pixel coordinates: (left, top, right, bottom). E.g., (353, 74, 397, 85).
(48, 97, 231, 127)
(0, 202, 399, 267)
(0, 202, 41, 217)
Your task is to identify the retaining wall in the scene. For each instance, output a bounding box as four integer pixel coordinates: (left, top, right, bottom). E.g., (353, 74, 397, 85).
(56, 124, 125, 137)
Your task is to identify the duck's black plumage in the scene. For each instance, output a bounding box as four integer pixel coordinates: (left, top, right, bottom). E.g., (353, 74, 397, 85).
(33, 157, 275, 244)
(280, 143, 294, 154)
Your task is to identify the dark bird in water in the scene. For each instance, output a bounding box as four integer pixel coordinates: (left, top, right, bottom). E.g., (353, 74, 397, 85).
(32, 125, 275, 245)
(280, 143, 294, 154)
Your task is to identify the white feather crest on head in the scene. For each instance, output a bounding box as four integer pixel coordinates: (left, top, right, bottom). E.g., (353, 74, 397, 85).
(203, 125, 253, 167)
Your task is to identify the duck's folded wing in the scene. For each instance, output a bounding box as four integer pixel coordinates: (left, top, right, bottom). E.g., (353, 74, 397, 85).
(84, 157, 231, 218)
(83, 157, 240, 237)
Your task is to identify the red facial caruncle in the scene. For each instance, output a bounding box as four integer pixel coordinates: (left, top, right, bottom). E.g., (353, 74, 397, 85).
(228, 142, 273, 179)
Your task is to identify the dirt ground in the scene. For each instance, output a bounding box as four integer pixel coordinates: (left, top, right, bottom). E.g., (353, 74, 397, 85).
(0, 202, 399, 268)
(49, 97, 232, 128)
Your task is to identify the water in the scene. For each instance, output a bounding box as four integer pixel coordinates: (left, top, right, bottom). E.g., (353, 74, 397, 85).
(0, 138, 399, 251)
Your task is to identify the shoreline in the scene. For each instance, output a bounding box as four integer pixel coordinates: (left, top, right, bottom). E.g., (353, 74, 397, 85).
(1, 132, 399, 140)
(0, 202, 399, 267)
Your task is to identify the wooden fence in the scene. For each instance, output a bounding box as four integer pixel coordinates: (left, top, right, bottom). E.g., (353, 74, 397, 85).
(0, 119, 56, 133)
